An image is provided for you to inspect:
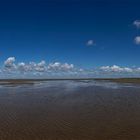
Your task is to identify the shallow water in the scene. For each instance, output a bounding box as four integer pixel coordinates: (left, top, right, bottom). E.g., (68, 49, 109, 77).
(0, 80, 140, 140)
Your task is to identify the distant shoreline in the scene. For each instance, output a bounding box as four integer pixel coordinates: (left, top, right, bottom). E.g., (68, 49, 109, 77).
(0, 78, 140, 84)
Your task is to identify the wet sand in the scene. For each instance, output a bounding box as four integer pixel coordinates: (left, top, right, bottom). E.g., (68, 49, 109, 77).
(0, 80, 140, 140)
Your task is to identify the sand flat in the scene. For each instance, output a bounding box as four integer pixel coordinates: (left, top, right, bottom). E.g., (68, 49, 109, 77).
(0, 80, 140, 140)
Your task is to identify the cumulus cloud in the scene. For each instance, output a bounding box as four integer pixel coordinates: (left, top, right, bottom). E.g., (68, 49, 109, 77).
(1, 57, 140, 78)
(14, 60, 47, 73)
(47, 62, 74, 71)
(86, 40, 96, 46)
(4, 57, 16, 70)
(35, 61, 46, 72)
(134, 36, 140, 45)
(1, 57, 75, 76)
(18, 62, 26, 72)
(100, 65, 133, 73)
(133, 20, 140, 29)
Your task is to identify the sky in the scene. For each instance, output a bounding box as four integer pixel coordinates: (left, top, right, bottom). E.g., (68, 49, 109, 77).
(0, 0, 140, 78)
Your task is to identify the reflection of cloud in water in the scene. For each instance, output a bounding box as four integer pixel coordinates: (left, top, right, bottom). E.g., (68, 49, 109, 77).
(0, 80, 140, 91)
(31, 80, 140, 90)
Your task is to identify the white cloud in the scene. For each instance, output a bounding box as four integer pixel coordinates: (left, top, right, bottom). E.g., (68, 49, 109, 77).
(134, 36, 140, 45)
(123, 67, 133, 73)
(38, 60, 46, 67)
(17, 61, 47, 73)
(2, 57, 75, 76)
(100, 66, 110, 72)
(86, 40, 96, 46)
(18, 62, 26, 72)
(35, 61, 46, 72)
(47, 62, 74, 71)
(100, 65, 133, 73)
(1, 57, 140, 78)
(4, 57, 16, 70)
(133, 20, 140, 29)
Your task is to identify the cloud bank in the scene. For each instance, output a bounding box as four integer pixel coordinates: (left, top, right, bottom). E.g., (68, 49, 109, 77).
(0, 57, 140, 78)
(100, 65, 133, 73)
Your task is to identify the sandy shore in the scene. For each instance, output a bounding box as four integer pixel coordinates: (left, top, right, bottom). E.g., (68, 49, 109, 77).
(0, 80, 140, 140)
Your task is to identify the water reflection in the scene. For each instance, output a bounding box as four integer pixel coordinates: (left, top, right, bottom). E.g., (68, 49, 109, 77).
(0, 80, 139, 90)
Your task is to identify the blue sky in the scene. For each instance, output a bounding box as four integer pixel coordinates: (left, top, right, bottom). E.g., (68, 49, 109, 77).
(0, 0, 140, 78)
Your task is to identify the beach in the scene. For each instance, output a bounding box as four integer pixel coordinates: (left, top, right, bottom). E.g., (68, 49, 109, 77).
(0, 79, 140, 140)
